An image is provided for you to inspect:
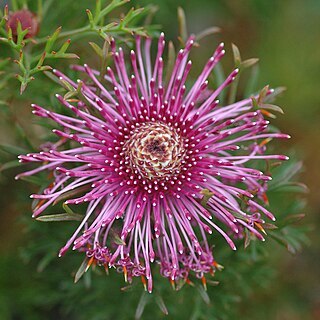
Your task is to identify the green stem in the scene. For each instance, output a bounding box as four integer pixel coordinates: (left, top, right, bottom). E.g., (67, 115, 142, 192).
(227, 75, 240, 105)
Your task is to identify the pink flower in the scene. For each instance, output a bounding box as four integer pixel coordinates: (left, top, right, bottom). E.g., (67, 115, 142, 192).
(17, 34, 289, 292)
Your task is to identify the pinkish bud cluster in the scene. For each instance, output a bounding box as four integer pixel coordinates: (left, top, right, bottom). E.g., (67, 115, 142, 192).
(7, 9, 39, 39)
(17, 33, 289, 292)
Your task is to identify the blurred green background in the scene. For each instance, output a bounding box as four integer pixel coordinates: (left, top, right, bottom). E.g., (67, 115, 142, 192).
(0, 0, 319, 319)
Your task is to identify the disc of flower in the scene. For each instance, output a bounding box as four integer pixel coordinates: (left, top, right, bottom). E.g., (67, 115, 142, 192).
(17, 33, 290, 292)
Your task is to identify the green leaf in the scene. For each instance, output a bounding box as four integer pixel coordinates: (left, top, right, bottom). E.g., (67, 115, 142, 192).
(57, 39, 72, 54)
(58, 53, 80, 59)
(177, 7, 188, 43)
(206, 279, 220, 287)
(35, 51, 47, 69)
(268, 231, 301, 255)
(0, 144, 27, 155)
(212, 62, 226, 104)
(89, 41, 103, 58)
(241, 58, 259, 69)
(36, 213, 83, 222)
(244, 228, 251, 249)
(16, 21, 29, 46)
(62, 202, 75, 215)
(232, 43, 241, 66)
(264, 86, 286, 102)
(197, 284, 210, 305)
(263, 223, 278, 230)
(155, 295, 168, 316)
(94, 0, 102, 24)
(37, 252, 56, 272)
(20, 175, 47, 186)
(269, 161, 303, 191)
(15, 123, 34, 150)
(74, 257, 89, 283)
(196, 26, 221, 41)
(135, 292, 149, 320)
(45, 26, 62, 53)
(99, 0, 130, 19)
(0, 5, 8, 28)
(120, 8, 145, 28)
(165, 41, 176, 85)
(277, 214, 305, 229)
(200, 189, 214, 207)
(86, 9, 94, 27)
(0, 160, 21, 172)
(260, 103, 284, 114)
(52, 185, 90, 205)
(257, 85, 270, 105)
(270, 182, 308, 193)
(0, 57, 10, 69)
(111, 231, 126, 246)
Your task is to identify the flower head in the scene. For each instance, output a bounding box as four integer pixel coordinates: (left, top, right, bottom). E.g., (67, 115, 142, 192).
(17, 33, 289, 292)
(7, 9, 39, 39)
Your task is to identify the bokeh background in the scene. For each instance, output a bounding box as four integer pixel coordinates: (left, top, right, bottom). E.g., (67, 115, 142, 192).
(0, 0, 319, 319)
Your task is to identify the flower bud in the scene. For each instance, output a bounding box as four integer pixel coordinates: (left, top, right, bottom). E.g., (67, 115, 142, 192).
(7, 9, 39, 39)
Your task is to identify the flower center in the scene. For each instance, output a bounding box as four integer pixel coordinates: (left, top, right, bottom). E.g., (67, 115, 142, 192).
(124, 122, 185, 180)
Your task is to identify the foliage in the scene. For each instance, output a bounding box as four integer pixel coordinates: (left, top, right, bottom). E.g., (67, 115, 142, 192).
(0, 1, 309, 320)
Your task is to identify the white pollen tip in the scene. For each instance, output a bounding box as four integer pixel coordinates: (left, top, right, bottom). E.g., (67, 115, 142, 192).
(55, 94, 59, 98)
